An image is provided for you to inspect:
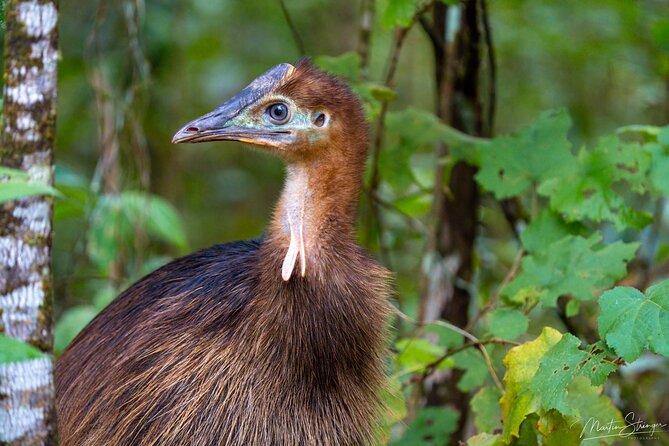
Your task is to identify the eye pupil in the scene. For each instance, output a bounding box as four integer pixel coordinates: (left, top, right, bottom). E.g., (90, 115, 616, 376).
(268, 103, 289, 123)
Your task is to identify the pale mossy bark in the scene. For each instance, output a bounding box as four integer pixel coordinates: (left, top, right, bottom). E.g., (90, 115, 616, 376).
(0, 0, 59, 444)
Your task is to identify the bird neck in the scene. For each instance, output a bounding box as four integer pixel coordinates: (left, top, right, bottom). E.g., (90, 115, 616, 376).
(268, 155, 363, 280)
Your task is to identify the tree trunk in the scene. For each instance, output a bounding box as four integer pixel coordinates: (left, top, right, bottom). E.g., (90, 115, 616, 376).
(0, 0, 59, 444)
(420, 1, 494, 444)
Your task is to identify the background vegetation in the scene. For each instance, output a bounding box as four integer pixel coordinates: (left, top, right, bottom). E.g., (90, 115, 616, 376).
(2, 0, 667, 444)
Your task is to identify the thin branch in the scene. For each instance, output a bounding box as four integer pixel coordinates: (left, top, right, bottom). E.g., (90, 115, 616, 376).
(365, 1, 437, 249)
(365, 26, 411, 247)
(394, 307, 507, 392)
(278, 0, 306, 55)
(417, 338, 517, 384)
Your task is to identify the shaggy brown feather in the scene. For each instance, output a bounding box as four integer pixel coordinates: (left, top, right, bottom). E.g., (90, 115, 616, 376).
(56, 60, 392, 446)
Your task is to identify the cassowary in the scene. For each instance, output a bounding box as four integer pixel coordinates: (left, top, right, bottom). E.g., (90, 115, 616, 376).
(57, 59, 392, 446)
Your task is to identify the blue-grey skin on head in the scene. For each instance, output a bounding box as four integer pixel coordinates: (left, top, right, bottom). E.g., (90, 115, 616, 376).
(172, 63, 328, 150)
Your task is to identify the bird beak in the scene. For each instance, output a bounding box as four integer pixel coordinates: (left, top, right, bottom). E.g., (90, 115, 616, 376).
(172, 63, 295, 146)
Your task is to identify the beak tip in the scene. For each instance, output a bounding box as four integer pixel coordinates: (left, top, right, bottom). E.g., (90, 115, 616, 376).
(172, 128, 193, 144)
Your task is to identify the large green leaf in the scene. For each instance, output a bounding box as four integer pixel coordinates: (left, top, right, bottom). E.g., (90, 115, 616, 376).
(598, 280, 669, 362)
(539, 136, 652, 230)
(0, 335, 45, 364)
(500, 328, 622, 444)
(0, 166, 60, 203)
(529, 335, 616, 415)
(503, 234, 638, 307)
(0, 181, 60, 204)
(476, 109, 574, 199)
(501, 327, 561, 442)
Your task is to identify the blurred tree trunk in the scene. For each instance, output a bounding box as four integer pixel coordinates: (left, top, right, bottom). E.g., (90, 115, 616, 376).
(419, 1, 494, 444)
(0, 0, 59, 444)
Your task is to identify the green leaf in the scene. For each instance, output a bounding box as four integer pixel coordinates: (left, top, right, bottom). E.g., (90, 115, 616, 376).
(395, 338, 449, 374)
(451, 348, 488, 391)
(55, 305, 98, 355)
(516, 414, 540, 446)
(351, 83, 384, 120)
(616, 124, 661, 137)
(0, 335, 45, 364)
(538, 136, 652, 231)
(380, 0, 429, 29)
(646, 142, 669, 196)
(537, 410, 581, 446)
(529, 334, 616, 415)
(466, 433, 502, 446)
(487, 308, 529, 340)
(0, 166, 61, 203)
(122, 191, 189, 253)
(0, 181, 60, 204)
(393, 193, 432, 217)
(565, 299, 580, 317)
(92, 285, 117, 311)
(500, 328, 620, 443)
(314, 52, 361, 82)
(391, 407, 459, 446)
(0, 166, 29, 179)
(561, 377, 623, 445)
(500, 327, 561, 442)
(423, 323, 464, 349)
(476, 109, 574, 199)
(520, 209, 582, 255)
(87, 191, 187, 273)
(598, 280, 669, 362)
(659, 125, 669, 146)
(471, 386, 502, 433)
(368, 84, 398, 102)
(503, 234, 638, 307)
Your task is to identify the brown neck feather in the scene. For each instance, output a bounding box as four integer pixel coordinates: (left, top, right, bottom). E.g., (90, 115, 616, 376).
(268, 130, 367, 280)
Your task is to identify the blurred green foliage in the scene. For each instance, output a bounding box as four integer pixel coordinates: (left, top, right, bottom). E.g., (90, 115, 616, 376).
(1, 0, 663, 444)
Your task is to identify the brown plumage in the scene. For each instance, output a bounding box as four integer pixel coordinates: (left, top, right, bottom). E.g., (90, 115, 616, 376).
(56, 59, 392, 445)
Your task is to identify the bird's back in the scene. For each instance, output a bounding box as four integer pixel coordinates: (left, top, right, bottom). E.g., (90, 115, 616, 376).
(56, 237, 391, 446)
(57, 240, 262, 445)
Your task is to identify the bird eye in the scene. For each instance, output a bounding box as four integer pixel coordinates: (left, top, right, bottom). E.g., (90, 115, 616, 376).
(267, 103, 290, 124)
(314, 113, 326, 127)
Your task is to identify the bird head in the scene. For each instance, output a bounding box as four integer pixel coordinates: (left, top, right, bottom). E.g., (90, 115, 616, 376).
(172, 59, 367, 165)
